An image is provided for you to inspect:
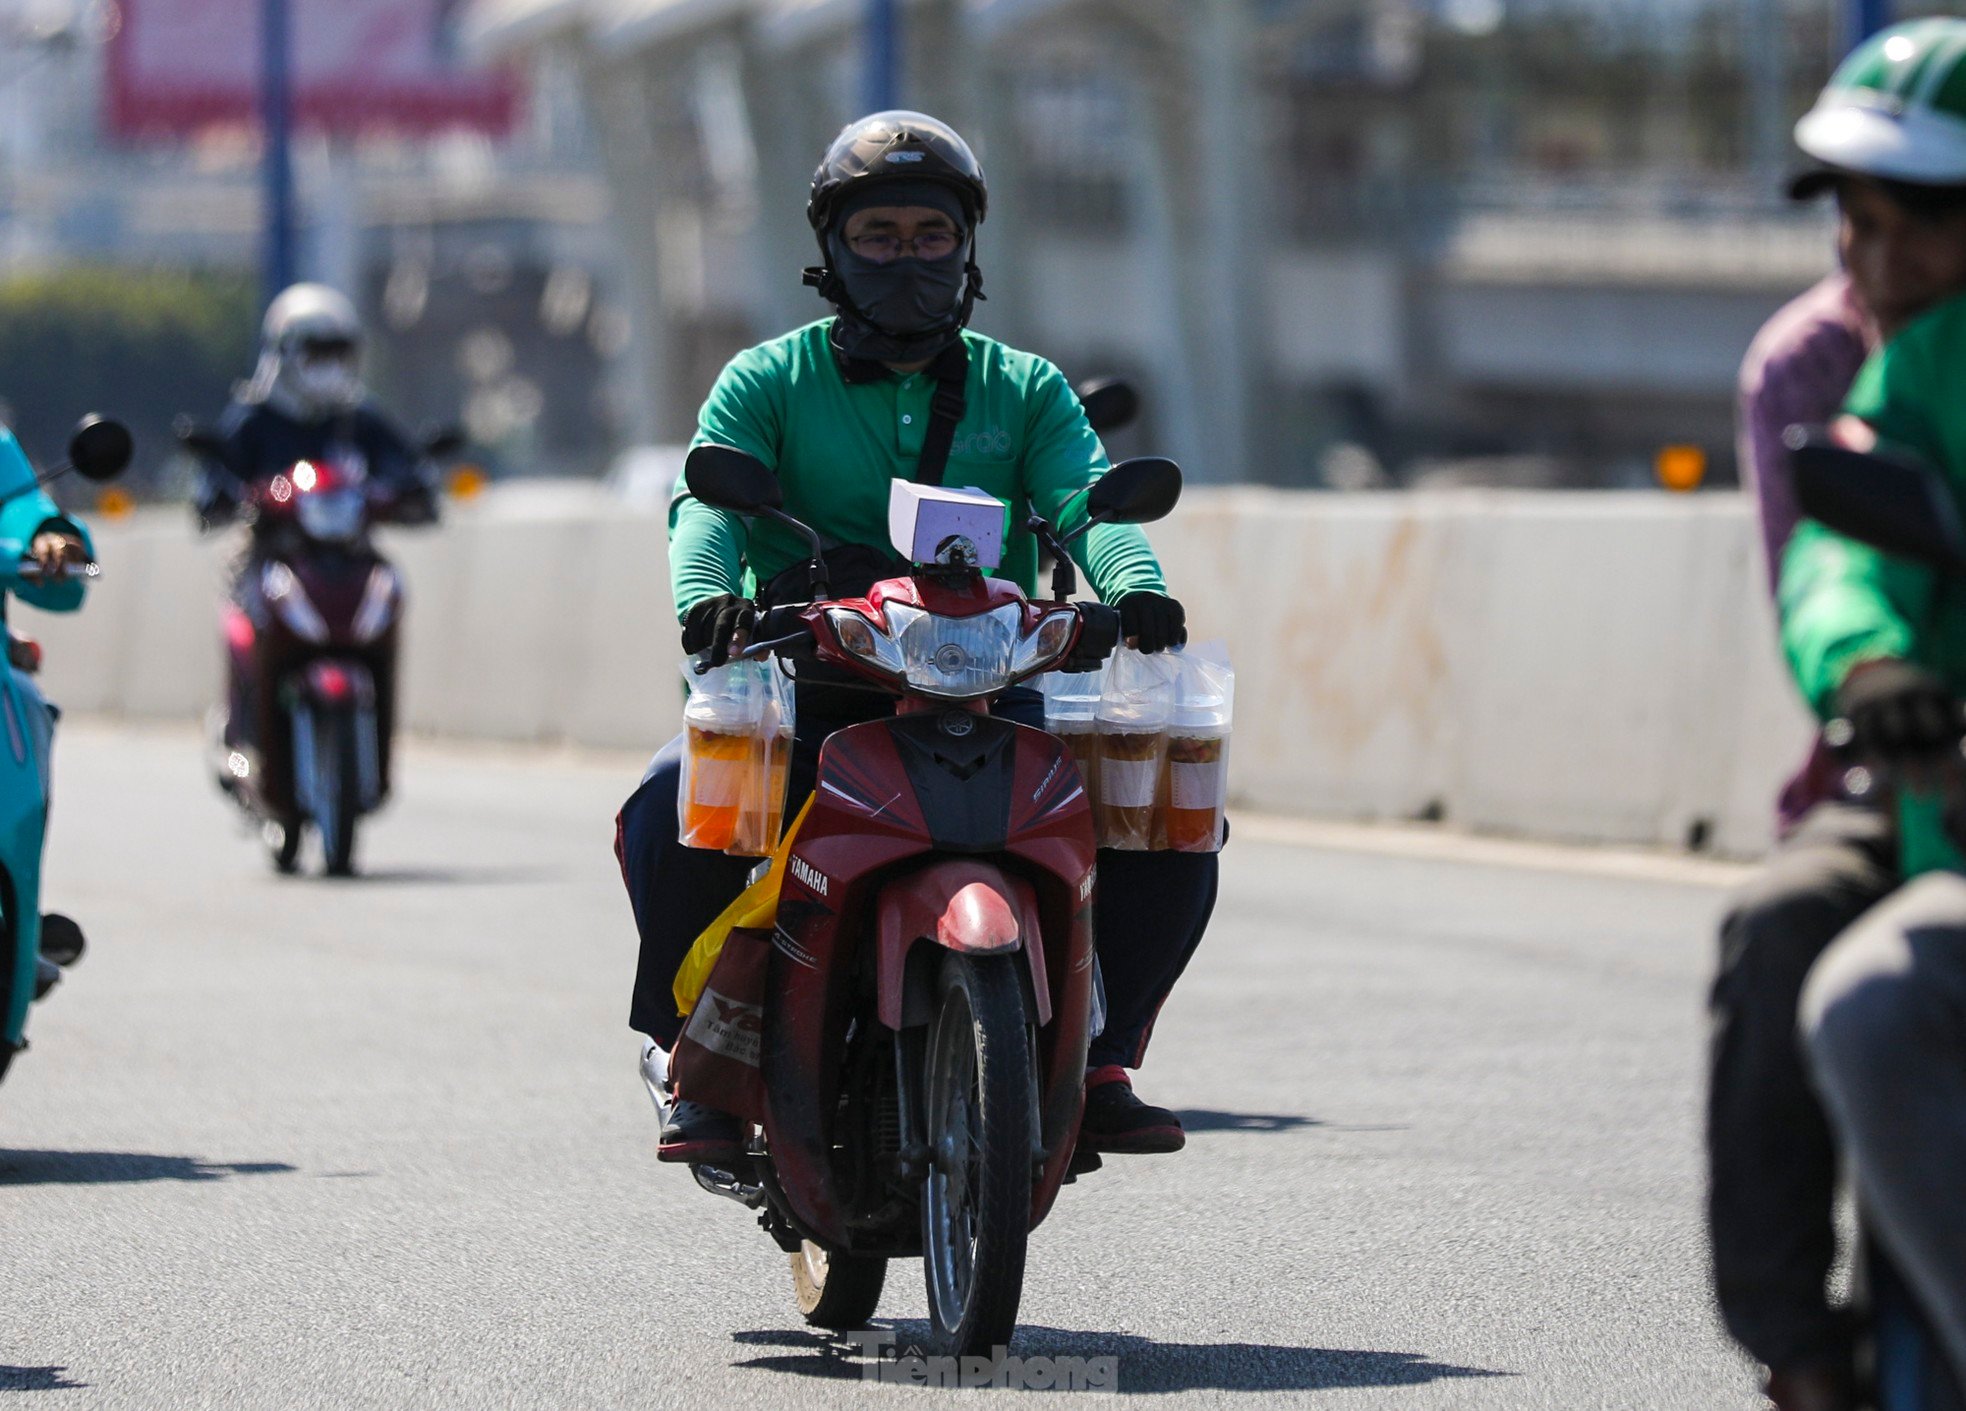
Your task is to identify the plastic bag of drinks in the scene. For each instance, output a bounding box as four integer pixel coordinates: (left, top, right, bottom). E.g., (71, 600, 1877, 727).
(1095, 647, 1179, 850)
(1041, 667, 1105, 834)
(1163, 642, 1234, 853)
(678, 656, 796, 856)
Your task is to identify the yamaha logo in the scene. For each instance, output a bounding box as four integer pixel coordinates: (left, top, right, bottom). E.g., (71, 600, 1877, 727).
(789, 856, 829, 897)
(941, 711, 976, 738)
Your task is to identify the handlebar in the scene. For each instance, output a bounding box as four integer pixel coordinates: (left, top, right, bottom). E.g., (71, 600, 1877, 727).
(691, 629, 815, 676)
(15, 559, 101, 583)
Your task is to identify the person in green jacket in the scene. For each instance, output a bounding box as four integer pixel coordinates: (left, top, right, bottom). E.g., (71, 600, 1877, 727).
(1710, 25, 1966, 1410)
(1771, 279, 1966, 1403)
(615, 111, 1216, 1167)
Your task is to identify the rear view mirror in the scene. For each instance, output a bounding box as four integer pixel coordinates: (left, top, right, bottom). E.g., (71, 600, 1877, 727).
(685, 444, 781, 515)
(1077, 377, 1140, 436)
(1087, 456, 1181, 528)
(1788, 426, 1966, 574)
(68, 416, 133, 482)
(422, 426, 467, 460)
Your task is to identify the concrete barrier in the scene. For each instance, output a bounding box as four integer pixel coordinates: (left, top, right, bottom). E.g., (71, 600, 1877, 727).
(18, 484, 1815, 857)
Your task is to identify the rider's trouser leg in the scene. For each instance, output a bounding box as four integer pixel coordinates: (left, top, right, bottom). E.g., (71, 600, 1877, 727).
(1802, 870, 1966, 1394)
(1086, 847, 1218, 1070)
(617, 735, 754, 1048)
(1708, 802, 1895, 1371)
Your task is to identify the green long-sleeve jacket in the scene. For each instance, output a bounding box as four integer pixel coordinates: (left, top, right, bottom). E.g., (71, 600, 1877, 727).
(669, 320, 1170, 620)
(1779, 288, 1966, 873)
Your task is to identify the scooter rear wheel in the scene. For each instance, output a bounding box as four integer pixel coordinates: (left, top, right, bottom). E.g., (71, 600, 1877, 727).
(789, 1241, 886, 1329)
(919, 952, 1033, 1358)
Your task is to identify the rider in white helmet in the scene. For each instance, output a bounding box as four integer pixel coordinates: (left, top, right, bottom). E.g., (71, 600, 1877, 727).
(196, 283, 437, 527)
(1720, 20, 1966, 1411)
(194, 283, 441, 798)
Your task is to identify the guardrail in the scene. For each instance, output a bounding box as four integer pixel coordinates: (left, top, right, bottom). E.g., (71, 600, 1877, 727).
(22, 483, 1811, 857)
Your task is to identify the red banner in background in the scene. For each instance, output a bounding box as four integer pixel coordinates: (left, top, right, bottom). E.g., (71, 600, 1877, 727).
(106, 0, 521, 141)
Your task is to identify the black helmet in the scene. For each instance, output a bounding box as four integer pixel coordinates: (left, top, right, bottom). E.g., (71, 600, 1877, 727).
(807, 110, 988, 233)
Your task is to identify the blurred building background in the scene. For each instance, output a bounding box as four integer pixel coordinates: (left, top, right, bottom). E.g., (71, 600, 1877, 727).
(0, 0, 1955, 491)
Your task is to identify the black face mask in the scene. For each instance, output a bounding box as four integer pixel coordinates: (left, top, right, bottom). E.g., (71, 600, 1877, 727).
(824, 231, 975, 364)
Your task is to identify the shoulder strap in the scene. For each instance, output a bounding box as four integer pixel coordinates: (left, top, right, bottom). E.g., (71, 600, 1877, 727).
(914, 339, 969, 488)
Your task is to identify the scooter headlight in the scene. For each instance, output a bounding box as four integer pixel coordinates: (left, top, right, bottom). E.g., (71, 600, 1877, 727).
(1010, 609, 1079, 680)
(885, 603, 1023, 701)
(826, 607, 906, 678)
(296, 486, 366, 545)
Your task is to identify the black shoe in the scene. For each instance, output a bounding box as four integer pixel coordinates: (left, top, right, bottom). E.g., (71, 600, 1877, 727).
(658, 1100, 743, 1165)
(1079, 1066, 1185, 1154)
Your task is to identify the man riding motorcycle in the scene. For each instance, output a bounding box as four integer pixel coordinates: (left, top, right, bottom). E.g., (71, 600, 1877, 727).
(615, 110, 1218, 1167)
(1719, 21, 1966, 1409)
(195, 283, 438, 802)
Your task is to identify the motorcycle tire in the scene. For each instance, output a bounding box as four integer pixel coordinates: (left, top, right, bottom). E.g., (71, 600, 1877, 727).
(919, 952, 1034, 1359)
(315, 713, 360, 878)
(789, 1241, 886, 1330)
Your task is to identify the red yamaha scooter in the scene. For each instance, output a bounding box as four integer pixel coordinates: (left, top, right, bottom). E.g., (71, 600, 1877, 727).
(651, 444, 1180, 1358)
(180, 426, 447, 876)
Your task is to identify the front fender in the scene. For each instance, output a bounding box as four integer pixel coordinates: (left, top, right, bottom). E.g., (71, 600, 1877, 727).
(874, 860, 1051, 1029)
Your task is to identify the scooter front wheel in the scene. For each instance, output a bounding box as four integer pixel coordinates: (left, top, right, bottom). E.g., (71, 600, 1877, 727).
(919, 952, 1034, 1358)
(313, 713, 360, 878)
(789, 1241, 886, 1330)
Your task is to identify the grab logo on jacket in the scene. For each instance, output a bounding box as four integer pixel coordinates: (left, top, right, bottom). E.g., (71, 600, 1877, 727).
(951, 426, 1014, 458)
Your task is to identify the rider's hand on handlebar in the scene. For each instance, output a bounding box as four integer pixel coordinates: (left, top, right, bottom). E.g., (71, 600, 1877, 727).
(681, 594, 756, 667)
(1117, 591, 1187, 654)
(1063, 602, 1121, 673)
(28, 530, 88, 579)
(1837, 658, 1962, 768)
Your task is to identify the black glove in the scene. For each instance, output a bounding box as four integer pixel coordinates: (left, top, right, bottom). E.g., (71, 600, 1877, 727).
(1117, 591, 1187, 654)
(1837, 659, 1962, 762)
(680, 594, 756, 667)
(1063, 602, 1121, 673)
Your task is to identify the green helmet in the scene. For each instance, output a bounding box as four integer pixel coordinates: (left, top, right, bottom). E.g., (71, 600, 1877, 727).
(1794, 19, 1966, 194)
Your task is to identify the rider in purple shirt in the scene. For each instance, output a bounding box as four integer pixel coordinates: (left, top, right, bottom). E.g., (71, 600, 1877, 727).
(1737, 273, 1874, 834)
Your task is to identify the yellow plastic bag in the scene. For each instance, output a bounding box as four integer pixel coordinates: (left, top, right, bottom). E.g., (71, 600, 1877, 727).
(672, 796, 814, 1017)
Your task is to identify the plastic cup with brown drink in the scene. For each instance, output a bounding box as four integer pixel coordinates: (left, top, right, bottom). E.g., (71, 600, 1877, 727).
(1096, 700, 1168, 851)
(1042, 667, 1105, 836)
(1164, 726, 1228, 851)
(681, 724, 751, 851)
(679, 658, 770, 852)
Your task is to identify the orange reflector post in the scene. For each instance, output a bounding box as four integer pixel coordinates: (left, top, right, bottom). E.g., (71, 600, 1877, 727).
(96, 487, 135, 520)
(1657, 445, 1707, 493)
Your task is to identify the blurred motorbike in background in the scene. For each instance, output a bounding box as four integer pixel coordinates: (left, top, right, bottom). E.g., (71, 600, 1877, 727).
(0, 416, 133, 1093)
(178, 424, 456, 878)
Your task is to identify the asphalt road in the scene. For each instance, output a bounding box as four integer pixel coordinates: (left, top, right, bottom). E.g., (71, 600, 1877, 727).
(3, 724, 1760, 1409)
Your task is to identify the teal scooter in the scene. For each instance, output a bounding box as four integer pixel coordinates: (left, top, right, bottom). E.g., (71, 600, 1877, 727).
(0, 415, 133, 1090)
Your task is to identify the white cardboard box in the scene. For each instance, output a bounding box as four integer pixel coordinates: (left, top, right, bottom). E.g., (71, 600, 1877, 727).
(889, 482, 1006, 568)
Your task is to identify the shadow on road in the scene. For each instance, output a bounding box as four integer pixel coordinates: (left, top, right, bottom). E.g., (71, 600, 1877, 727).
(730, 1325, 1509, 1392)
(0, 1365, 87, 1391)
(0, 1151, 296, 1186)
(1174, 1109, 1322, 1134)
(348, 865, 560, 887)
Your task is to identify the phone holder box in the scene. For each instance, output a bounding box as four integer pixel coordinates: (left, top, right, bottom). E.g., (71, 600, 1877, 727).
(889, 483, 1006, 569)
